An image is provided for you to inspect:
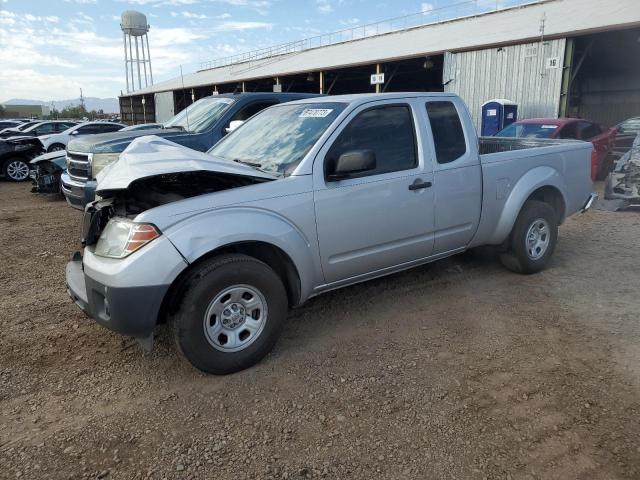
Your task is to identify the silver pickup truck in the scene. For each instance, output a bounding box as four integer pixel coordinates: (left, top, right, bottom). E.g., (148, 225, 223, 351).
(66, 93, 596, 374)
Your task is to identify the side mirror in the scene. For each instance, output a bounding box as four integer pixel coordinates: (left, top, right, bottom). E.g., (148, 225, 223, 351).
(225, 120, 244, 134)
(70, 130, 79, 135)
(327, 150, 376, 180)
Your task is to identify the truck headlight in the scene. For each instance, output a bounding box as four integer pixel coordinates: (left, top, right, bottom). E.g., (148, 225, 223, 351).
(94, 218, 160, 259)
(91, 153, 120, 178)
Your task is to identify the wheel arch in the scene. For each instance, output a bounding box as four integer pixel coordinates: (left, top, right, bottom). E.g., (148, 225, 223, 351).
(488, 166, 569, 245)
(158, 240, 304, 327)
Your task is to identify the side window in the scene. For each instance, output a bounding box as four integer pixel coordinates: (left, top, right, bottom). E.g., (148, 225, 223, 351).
(578, 122, 601, 140)
(558, 122, 578, 139)
(101, 124, 123, 132)
(325, 105, 417, 178)
(76, 125, 95, 135)
(425, 101, 466, 164)
(35, 123, 56, 135)
(228, 102, 278, 124)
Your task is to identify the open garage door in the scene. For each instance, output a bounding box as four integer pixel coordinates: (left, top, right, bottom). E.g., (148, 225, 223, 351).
(561, 28, 640, 127)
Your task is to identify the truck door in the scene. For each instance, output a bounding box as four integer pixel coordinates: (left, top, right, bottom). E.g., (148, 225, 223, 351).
(313, 100, 435, 284)
(424, 99, 482, 254)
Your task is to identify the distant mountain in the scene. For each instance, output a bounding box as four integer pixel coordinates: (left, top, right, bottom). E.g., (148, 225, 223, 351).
(2, 97, 119, 113)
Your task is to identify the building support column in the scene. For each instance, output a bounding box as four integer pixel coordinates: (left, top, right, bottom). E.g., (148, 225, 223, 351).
(559, 38, 574, 118)
(319, 71, 324, 94)
(375, 63, 381, 93)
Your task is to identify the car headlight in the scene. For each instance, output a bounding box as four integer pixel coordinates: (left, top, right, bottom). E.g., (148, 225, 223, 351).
(94, 218, 160, 259)
(91, 152, 120, 178)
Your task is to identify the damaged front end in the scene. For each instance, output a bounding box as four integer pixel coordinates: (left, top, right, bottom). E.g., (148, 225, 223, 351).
(82, 170, 269, 246)
(30, 151, 67, 194)
(80, 136, 277, 247)
(604, 134, 640, 210)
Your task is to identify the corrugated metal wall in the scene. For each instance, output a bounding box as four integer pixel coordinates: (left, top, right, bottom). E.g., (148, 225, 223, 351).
(444, 39, 566, 131)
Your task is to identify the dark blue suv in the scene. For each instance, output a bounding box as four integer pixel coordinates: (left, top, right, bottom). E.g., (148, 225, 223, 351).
(61, 92, 319, 209)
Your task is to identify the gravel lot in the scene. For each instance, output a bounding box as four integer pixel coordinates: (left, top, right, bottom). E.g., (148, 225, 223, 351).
(1, 181, 639, 480)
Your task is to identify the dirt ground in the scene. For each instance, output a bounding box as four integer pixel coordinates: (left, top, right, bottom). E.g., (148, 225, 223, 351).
(1, 181, 639, 480)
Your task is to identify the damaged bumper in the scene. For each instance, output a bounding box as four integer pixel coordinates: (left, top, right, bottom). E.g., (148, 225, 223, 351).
(61, 173, 96, 210)
(66, 256, 169, 338)
(65, 237, 188, 340)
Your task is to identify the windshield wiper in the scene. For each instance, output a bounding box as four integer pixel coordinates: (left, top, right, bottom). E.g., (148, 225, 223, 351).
(163, 124, 185, 131)
(233, 159, 263, 168)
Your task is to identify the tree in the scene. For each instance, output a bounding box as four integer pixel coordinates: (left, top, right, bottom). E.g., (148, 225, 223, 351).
(0, 104, 5, 119)
(59, 105, 88, 120)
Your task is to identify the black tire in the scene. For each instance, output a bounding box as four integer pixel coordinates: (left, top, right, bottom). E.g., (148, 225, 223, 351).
(173, 254, 288, 375)
(2, 157, 30, 182)
(47, 143, 66, 153)
(499, 200, 558, 275)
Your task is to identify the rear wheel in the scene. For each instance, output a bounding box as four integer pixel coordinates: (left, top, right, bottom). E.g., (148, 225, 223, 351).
(499, 200, 558, 274)
(3, 158, 30, 182)
(47, 143, 66, 153)
(173, 254, 288, 375)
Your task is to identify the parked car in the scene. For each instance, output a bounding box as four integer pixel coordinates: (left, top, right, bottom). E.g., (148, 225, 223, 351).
(0, 120, 41, 135)
(610, 116, 640, 160)
(495, 117, 617, 180)
(0, 137, 43, 181)
(61, 92, 319, 209)
(0, 120, 22, 131)
(0, 120, 78, 140)
(120, 123, 163, 131)
(40, 121, 126, 153)
(66, 93, 596, 374)
(30, 150, 67, 193)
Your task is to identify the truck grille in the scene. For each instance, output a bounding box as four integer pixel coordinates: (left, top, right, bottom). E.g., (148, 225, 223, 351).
(66, 151, 91, 182)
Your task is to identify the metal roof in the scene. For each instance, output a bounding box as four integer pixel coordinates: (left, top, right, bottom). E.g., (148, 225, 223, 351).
(122, 0, 640, 98)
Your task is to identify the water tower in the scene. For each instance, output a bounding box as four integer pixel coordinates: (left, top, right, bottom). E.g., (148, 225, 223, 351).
(121, 11, 153, 93)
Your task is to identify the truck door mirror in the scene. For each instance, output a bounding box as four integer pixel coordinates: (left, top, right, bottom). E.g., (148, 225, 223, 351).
(327, 150, 376, 180)
(224, 120, 245, 134)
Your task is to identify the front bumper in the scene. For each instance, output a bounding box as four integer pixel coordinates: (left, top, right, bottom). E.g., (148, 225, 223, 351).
(61, 173, 96, 210)
(66, 256, 170, 338)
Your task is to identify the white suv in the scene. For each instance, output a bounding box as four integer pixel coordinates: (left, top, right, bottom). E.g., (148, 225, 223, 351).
(40, 122, 125, 153)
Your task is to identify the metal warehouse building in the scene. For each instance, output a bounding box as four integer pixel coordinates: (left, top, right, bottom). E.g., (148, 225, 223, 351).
(120, 0, 640, 129)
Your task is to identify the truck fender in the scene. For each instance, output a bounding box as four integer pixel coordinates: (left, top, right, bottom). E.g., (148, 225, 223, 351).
(489, 166, 568, 245)
(165, 206, 318, 303)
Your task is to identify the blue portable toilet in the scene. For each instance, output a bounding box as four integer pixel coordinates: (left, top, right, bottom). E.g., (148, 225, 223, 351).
(481, 99, 518, 136)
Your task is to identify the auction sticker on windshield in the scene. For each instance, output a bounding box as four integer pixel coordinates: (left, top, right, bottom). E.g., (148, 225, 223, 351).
(299, 109, 334, 118)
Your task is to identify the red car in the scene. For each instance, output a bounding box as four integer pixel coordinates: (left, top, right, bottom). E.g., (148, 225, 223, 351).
(496, 118, 617, 181)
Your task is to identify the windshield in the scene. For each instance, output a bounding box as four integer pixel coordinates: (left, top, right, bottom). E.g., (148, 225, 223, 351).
(496, 123, 559, 139)
(163, 97, 234, 133)
(209, 102, 346, 176)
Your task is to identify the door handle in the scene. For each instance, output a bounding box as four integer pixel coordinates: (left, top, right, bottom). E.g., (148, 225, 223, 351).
(408, 179, 432, 191)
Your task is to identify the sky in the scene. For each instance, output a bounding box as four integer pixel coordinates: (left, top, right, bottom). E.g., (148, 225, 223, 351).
(0, 0, 528, 101)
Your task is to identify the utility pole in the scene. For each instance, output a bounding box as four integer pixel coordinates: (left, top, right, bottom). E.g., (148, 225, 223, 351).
(80, 88, 86, 110)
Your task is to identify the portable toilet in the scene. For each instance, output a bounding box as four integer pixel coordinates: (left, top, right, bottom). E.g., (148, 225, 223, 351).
(481, 99, 518, 136)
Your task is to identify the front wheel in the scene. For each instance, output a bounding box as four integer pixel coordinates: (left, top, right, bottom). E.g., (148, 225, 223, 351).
(499, 200, 558, 274)
(173, 254, 288, 375)
(3, 158, 30, 182)
(47, 144, 66, 153)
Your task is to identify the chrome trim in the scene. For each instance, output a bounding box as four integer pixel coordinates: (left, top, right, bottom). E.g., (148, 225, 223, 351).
(581, 192, 598, 213)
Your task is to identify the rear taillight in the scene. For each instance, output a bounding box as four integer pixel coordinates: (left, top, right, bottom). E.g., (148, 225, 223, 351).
(590, 149, 598, 182)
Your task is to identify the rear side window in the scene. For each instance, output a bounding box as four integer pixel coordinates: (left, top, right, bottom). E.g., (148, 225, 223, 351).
(326, 105, 417, 177)
(99, 124, 123, 133)
(558, 122, 578, 139)
(426, 101, 466, 164)
(578, 122, 602, 140)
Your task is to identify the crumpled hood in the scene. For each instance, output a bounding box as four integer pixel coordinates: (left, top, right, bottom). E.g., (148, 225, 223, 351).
(96, 135, 277, 192)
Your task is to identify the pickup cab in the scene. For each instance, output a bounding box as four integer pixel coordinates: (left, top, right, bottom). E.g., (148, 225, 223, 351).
(66, 93, 597, 375)
(60, 92, 318, 209)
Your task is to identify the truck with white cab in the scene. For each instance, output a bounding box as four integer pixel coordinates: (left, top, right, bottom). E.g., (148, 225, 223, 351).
(66, 93, 597, 374)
